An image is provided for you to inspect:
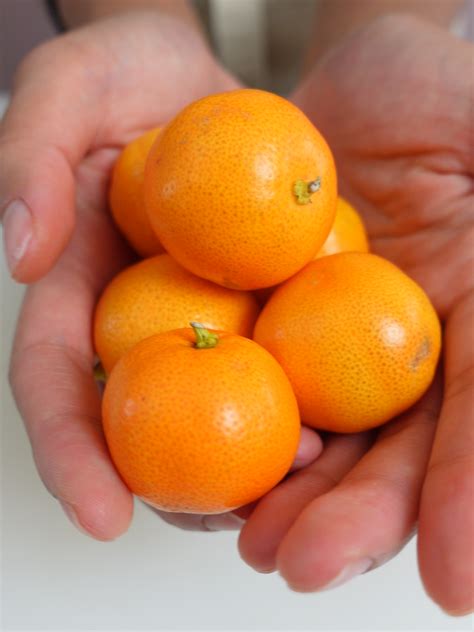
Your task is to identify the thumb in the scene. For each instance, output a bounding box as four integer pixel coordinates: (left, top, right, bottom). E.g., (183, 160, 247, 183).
(0, 142, 76, 283)
(0, 40, 104, 283)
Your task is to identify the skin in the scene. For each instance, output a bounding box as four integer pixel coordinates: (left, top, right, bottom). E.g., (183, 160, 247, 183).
(1, 6, 322, 539)
(1, 0, 472, 618)
(240, 15, 473, 616)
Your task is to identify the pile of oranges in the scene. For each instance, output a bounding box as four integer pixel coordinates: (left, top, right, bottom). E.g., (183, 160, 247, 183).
(96, 89, 441, 515)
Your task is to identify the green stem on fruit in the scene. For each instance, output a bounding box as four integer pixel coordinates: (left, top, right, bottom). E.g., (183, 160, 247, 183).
(190, 322, 219, 349)
(94, 362, 107, 383)
(293, 177, 321, 204)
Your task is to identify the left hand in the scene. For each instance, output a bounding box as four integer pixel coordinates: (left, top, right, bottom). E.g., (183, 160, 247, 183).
(4, 8, 324, 540)
(5, 9, 245, 539)
(239, 15, 473, 616)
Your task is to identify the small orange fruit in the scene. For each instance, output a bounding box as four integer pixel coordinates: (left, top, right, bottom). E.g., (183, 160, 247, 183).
(109, 127, 165, 257)
(102, 324, 301, 513)
(254, 197, 369, 305)
(254, 253, 441, 433)
(144, 89, 337, 290)
(316, 197, 369, 258)
(94, 254, 260, 374)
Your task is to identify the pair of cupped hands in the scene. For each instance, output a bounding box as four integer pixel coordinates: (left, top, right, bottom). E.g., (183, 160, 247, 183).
(1, 9, 472, 616)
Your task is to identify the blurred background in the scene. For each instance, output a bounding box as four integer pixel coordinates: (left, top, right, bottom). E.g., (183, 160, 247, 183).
(1, 1, 473, 630)
(1, 0, 317, 95)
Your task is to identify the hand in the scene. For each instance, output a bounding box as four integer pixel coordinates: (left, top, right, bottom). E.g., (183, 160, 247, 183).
(0, 8, 234, 282)
(5, 9, 323, 540)
(239, 15, 473, 616)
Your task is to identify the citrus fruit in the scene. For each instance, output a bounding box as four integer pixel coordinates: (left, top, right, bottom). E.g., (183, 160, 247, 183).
(254, 196, 369, 304)
(316, 197, 369, 258)
(102, 324, 301, 513)
(109, 127, 165, 257)
(94, 254, 260, 374)
(254, 252, 441, 433)
(144, 88, 337, 290)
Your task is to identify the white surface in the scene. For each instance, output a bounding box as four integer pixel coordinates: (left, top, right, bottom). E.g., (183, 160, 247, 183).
(0, 104, 472, 632)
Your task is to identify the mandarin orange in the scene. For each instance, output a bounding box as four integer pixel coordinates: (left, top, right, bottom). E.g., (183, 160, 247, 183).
(255, 196, 369, 304)
(316, 197, 369, 258)
(94, 254, 260, 374)
(109, 127, 165, 257)
(102, 324, 301, 513)
(254, 253, 441, 433)
(144, 89, 337, 290)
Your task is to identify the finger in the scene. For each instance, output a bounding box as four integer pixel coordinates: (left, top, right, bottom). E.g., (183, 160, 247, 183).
(9, 152, 134, 540)
(0, 11, 238, 283)
(275, 378, 442, 591)
(0, 36, 112, 282)
(418, 294, 474, 616)
(290, 425, 323, 472)
(10, 340, 133, 541)
(239, 432, 373, 572)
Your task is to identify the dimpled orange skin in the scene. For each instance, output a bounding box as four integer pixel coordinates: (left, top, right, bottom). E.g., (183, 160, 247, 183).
(102, 328, 301, 513)
(109, 127, 165, 257)
(94, 253, 260, 374)
(144, 89, 337, 290)
(254, 253, 441, 433)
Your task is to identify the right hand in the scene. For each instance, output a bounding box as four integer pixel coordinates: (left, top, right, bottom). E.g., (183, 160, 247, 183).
(239, 15, 474, 615)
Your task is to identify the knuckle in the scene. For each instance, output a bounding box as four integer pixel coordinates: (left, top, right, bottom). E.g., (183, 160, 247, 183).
(35, 410, 101, 438)
(8, 340, 94, 423)
(12, 40, 57, 84)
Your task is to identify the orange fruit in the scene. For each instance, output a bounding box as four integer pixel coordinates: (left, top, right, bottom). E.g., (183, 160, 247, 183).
(254, 253, 441, 433)
(102, 324, 301, 513)
(144, 89, 337, 290)
(316, 197, 369, 258)
(94, 253, 260, 374)
(254, 197, 369, 305)
(109, 127, 165, 257)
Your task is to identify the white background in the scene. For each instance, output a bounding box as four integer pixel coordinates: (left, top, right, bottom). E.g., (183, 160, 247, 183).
(0, 91, 472, 631)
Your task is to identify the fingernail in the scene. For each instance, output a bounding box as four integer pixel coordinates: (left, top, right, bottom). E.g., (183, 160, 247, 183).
(202, 512, 246, 531)
(59, 500, 93, 538)
(318, 557, 374, 590)
(2, 199, 33, 276)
